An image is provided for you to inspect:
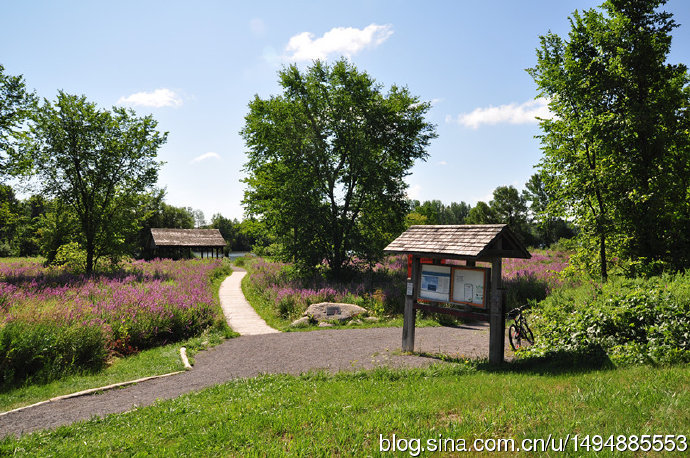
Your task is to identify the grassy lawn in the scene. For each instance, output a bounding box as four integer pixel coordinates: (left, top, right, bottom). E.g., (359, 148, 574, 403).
(1, 362, 687, 455)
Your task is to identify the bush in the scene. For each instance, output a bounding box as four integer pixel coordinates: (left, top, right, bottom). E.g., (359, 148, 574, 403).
(52, 242, 87, 272)
(524, 273, 690, 364)
(0, 320, 107, 387)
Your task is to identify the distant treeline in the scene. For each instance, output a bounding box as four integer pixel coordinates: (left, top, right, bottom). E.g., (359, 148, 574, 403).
(1, 175, 573, 262)
(407, 173, 576, 248)
(0, 185, 258, 260)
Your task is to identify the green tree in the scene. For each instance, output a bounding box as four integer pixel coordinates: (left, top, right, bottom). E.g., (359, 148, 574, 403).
(490, 185, 531, 244)
(465, 201, 497, 225)
(522, 172, 576, 247)
(30, 92, 166, 273)
(241, 59, 436, 273)
(0, 184, 21, 255)
(448, 201, 471, 224)
(528, 0, 690, 278)
(0, 64, 37, 179)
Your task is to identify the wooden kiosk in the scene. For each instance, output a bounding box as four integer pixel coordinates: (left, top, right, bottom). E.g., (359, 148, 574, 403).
(384, 224, 530, 364)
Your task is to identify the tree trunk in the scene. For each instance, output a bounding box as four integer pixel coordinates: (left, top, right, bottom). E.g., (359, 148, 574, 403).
(599, 230, 607, 282)
(85, 237, 95, 275)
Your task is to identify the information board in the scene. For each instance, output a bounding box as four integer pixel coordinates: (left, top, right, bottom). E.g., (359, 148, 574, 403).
(451, 266, 488, 308)
(419, 265, 451, 302)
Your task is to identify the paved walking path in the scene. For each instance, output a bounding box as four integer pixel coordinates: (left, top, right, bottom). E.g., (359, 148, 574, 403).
(219, 268, 279, 335)
(0, 268, 506, 438)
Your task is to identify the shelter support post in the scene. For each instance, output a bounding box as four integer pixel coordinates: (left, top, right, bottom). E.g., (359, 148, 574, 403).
(489, 257, 504, 365)
(402, 256, 420, 352)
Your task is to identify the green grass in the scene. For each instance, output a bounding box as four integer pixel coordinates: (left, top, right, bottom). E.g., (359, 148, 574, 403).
(0, 327, 235, 413)
(2, 362, 687, 455)
(240, 273, 441, 332)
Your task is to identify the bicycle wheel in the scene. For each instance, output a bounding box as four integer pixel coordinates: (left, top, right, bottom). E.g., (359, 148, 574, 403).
(521, 321, 534, 345)
(508, 324, 521, 351)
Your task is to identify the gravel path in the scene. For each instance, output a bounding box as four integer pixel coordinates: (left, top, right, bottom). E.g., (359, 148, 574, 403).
(0, 325, 506, 438)
(0, 268, 508, 438)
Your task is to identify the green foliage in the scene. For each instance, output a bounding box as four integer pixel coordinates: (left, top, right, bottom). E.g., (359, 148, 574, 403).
(29, 92, 166, 273)
(525, 273, 690, 364)
(241, 59, 436, 274)
(210, 214, 256, 253)
(0, 64, 37, 179)
(529, 0, 690, 278)
(465, 201, 497, 224)
(0, 320, 107, 388)
(408, 199, 470, 225)
(52, 242, 87, 271)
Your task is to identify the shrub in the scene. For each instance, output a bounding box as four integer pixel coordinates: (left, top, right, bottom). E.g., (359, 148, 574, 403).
(0, 320, 107, 387)
(524, 273, 690, 364)
(52, 242, 87, 272)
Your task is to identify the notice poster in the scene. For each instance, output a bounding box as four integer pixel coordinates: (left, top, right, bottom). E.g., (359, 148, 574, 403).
(451, 267, 488, 308)
(419, 265, 451, 302)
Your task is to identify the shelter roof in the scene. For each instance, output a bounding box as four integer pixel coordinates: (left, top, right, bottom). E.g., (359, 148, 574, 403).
(150, 228, 226, 247)
(384, 224, 530, 260)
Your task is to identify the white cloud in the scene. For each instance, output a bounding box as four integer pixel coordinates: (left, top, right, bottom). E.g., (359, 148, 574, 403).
(437, 160, 447, 166)
(447, 97, 552, 129)
(117, 88, 182, 108)
(284, 23, 393, 61)
(190, 152, 221, 164)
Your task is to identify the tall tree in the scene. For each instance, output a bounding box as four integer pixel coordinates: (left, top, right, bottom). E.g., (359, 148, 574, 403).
(0, 64, 37, 179)
(528, 0, 690, 278)
(242, 59, 436, 273)
(30, 92, 166, 273)
(465, 201, 497, 225)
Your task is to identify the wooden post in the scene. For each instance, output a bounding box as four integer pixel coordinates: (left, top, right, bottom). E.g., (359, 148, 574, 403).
(402, 256, 420, 352)
(489, 257, 504, 365)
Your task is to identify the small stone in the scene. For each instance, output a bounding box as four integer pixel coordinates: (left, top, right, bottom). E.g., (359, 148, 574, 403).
(290, 316, 311, 327)
(364, 316, 380, 322)
(350, 319, 363, 325)
(318, 321, 334, 327)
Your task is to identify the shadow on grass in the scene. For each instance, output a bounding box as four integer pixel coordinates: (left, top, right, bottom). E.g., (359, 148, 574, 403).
(417, 346, 615, 376)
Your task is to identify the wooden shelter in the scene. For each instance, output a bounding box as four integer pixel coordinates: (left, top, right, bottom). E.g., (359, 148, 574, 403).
(384, 224, 530, 364)
(149, 228, 226, 259)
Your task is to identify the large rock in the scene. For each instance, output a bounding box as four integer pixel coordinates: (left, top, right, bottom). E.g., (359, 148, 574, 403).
(305, 302, 367, 323)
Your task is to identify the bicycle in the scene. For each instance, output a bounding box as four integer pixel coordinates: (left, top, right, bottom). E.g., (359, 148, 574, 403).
(508, 304, 534, 351)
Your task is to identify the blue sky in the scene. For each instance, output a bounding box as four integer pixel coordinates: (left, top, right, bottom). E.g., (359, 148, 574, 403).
(2, 1, 690, 221)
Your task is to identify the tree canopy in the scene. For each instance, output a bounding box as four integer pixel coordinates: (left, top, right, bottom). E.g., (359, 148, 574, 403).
(528, 0, 690, 278)
(0, 64, 36, 179)
(30, 92, 166, 273)
(241, 59, 436, 273)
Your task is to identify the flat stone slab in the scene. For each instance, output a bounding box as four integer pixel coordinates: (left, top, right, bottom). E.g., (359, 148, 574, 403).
(305, 302, 367, 322)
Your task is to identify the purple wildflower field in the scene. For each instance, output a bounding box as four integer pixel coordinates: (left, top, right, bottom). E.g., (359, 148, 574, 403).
(0, 258, 224, 355)
(247, 256, 408, 319)
(247, 250, 570, 319)
(503, 249, 570, 289)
